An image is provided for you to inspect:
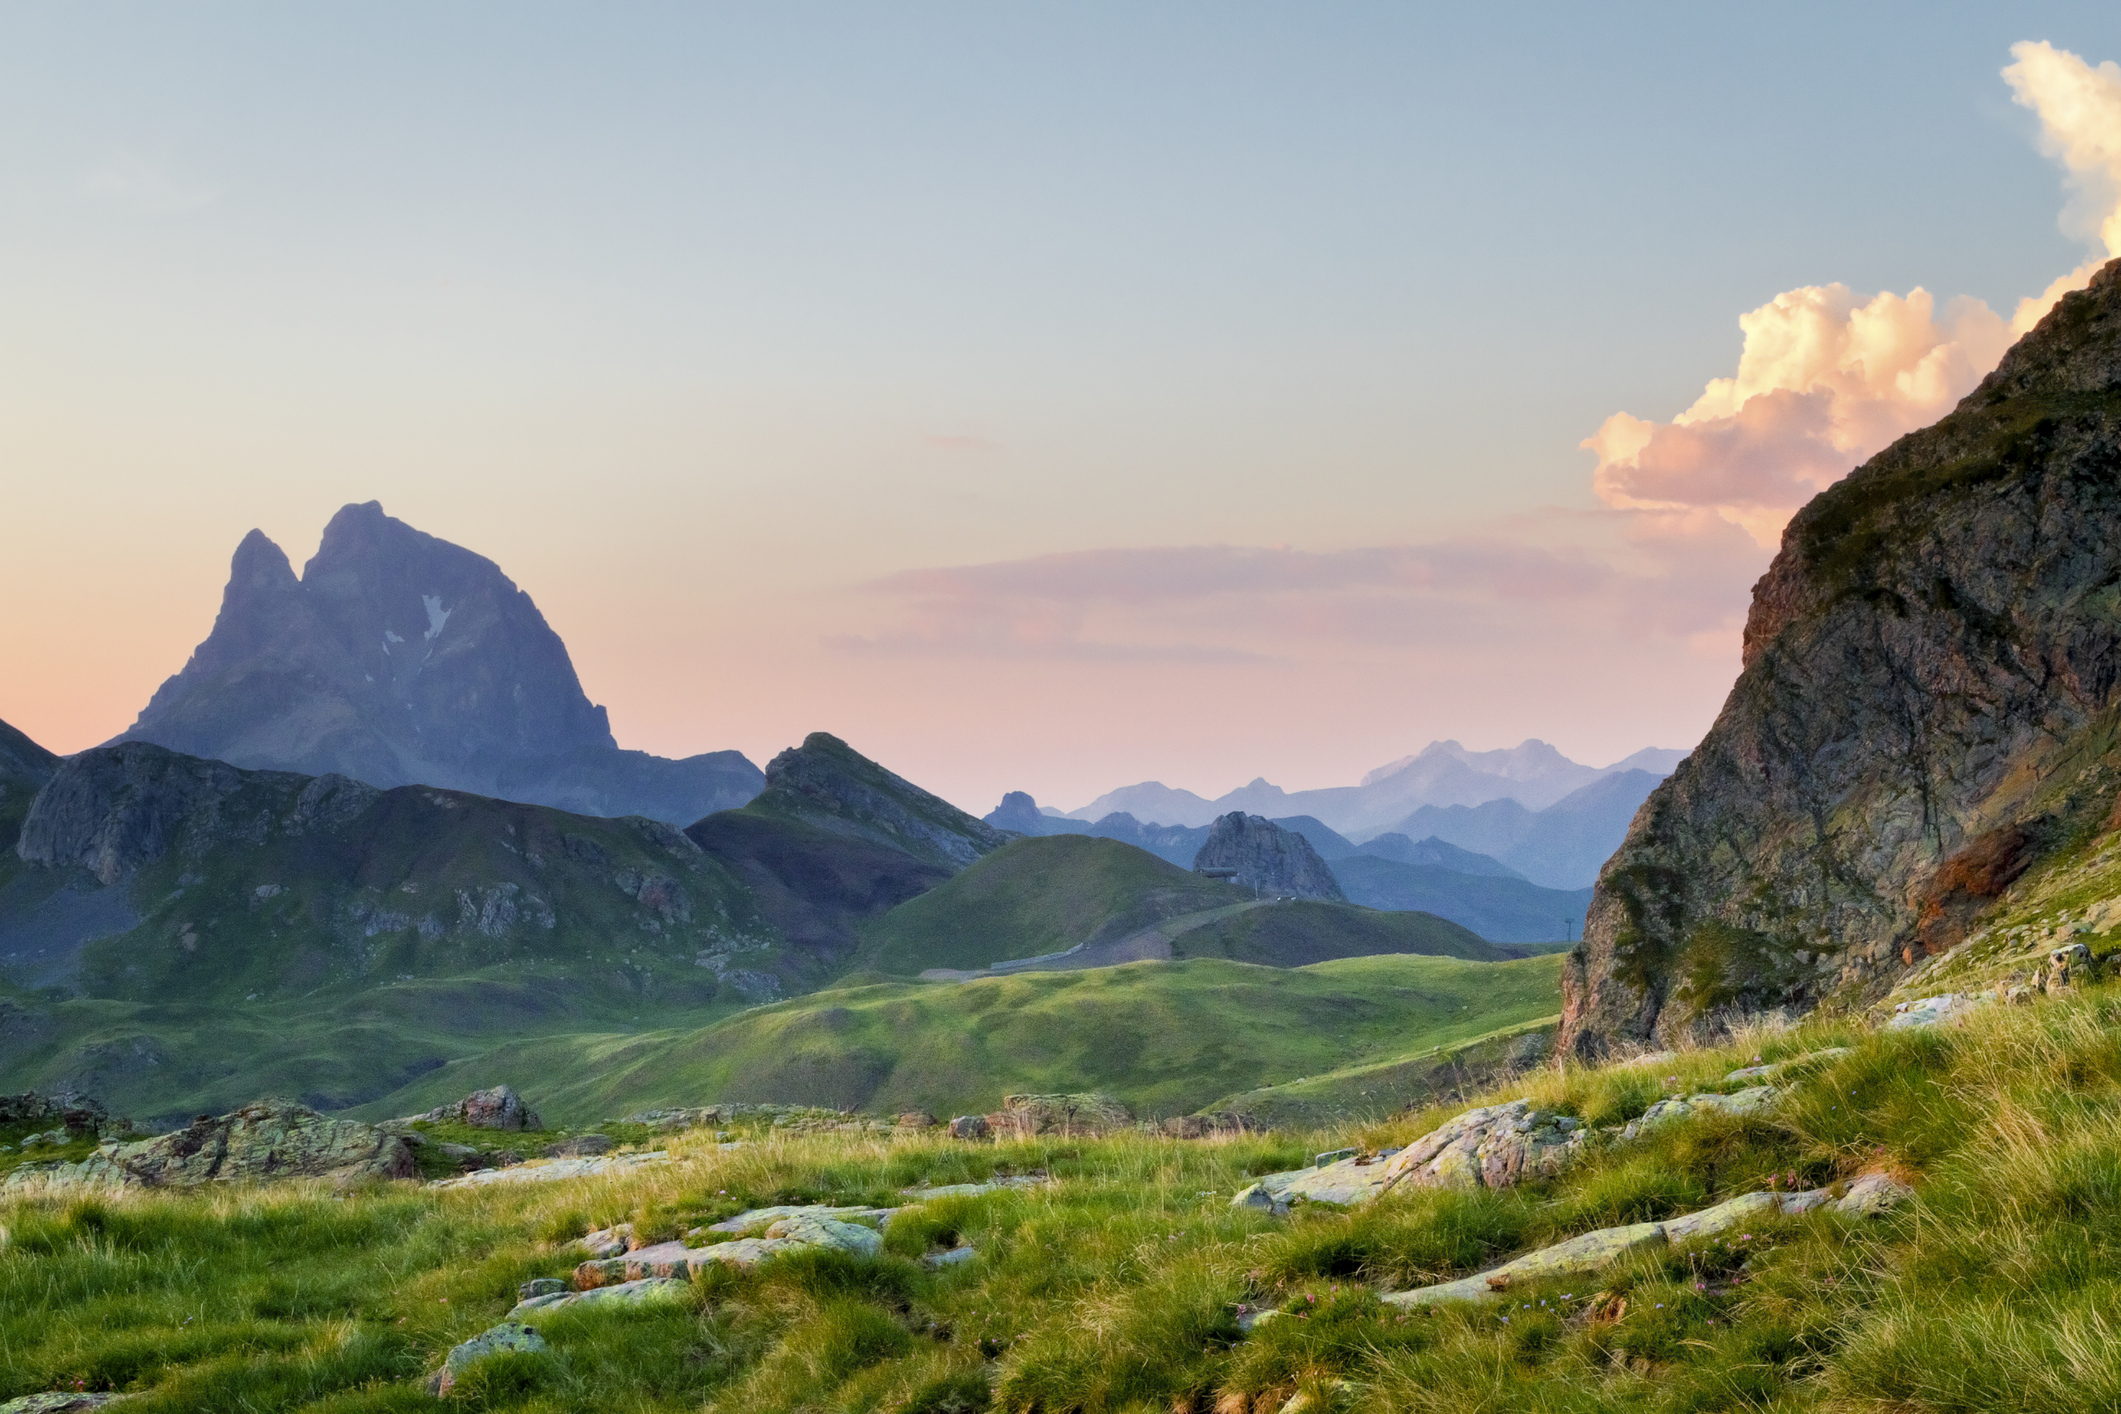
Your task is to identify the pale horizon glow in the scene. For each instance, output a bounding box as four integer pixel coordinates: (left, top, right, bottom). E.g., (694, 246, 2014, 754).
(3, 10, 2120, 815)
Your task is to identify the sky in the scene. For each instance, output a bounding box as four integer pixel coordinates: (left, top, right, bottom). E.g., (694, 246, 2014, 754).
(4, 4, 2121, 814)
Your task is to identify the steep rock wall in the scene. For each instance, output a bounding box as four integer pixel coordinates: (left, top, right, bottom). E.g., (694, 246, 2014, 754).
(1562, 259, 2121, 1057)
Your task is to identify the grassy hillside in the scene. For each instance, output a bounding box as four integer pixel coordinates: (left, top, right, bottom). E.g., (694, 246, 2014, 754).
(865, 835, 1238, 974)
(346, 952, 1566, 1125)
(65, 779, 764, 1009)
(0, 974, 753, 1128)
(11, 976, 2121, 1410)
(1330, 854, 1592, 944)
(1168, 898, 1501, 964)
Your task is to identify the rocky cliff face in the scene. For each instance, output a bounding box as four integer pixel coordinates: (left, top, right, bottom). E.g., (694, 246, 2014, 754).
(1562, 258, 2121, 1058)
(120, 502, 761, 825)
(1192, 813, 1347, 902)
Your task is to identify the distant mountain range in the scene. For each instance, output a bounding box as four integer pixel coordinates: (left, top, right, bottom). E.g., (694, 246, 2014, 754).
(1, 714, 1519, 1121)
(117, 501, 763, 827)
(985, 793, 1603, 942)
(1063, 739, 1686, 837)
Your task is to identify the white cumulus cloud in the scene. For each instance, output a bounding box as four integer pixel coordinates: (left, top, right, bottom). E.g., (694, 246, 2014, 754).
(1584, 41, 2121, 549)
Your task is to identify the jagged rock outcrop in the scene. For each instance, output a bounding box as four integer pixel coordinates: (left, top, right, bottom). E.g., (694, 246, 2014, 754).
(118, 501, 760, 825)
(1563, 258, 2121, 1057)
(6, 1099, 416, 1188)
(746, 732, 1005, 872)
(423, 1085, 542, 1131)
(1191, 813, 1346, 902)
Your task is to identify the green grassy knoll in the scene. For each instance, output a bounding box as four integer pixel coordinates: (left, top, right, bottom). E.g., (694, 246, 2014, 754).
(864, 835, 1240, 974)
(347, 952, 1567, 1126)
(0, 974, 753, 1131)
(1169, 897, 1500, 964)
(11, 987, 2121, 1409)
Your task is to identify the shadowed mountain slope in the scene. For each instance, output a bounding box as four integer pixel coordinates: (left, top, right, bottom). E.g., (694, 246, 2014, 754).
(1330, 856, 1591, 944)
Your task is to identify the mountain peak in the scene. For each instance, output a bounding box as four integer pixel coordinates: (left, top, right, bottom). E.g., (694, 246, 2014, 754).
(752, 733, 1004, 871)
(117, 504, 760, 824)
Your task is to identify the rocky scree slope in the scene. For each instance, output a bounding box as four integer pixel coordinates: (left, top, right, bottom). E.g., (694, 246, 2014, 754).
(119, 500, 761, 825)
(1565, 256, 2121, 1057)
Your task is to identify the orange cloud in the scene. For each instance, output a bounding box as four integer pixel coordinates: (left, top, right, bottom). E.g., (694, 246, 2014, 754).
(1585, 40, 2121, 550)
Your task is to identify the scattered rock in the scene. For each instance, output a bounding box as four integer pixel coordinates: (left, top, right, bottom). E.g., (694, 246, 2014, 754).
(947, 1115, 989, 1140)
(1313, 1147, 1359, 1168)
(1378, 1173, 1914, 1309)
(1886, 993, 1993, 1030)
(893, 1111, 937, 1129)
(1618, 1086, 1777, 1141)
(4, 1099, 414, 1191)
(510, 1276, 692, 1320)
(0, 1396, 130, 1413)
(899, 1175, 1049, 1200)
(576, 1223, 636, 1258)
(700, 1204, 896, 1235)
(425, 1086, 542, 1132)
(1231, 1182, 1289, 1216)
(922, 1245, 977, 1269)
(427, 1323, 547, 1397)
(1378, 1099, 1589, 1193)
(518, 1278, 567, 1302)
(987, 1093, 1131, 1137)
(542, 1135, 613, 1158)
(428, 1151, 667, 1190)
(2036, 942, 2097, 994)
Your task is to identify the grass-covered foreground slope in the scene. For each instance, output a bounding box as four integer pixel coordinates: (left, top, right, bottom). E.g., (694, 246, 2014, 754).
(346, 952, 1565, 1126)
(11, 984, 2121, 1410)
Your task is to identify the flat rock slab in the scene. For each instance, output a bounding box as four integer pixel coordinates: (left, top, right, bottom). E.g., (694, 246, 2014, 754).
(509, 1276, 692, 1321)
(1380, 1175, 1913, 1309)
(700, 1204, 896, 1235)
(429, 1152, 667, 1189)
(574, 1217, 886, 1286)
(900, 1176, 1050, 1200)
(1258, 1156, 1395, 1207)
(0, 1396, 129, 1413)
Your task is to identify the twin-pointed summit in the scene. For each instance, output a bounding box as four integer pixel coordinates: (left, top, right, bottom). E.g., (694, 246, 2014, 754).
(119, 501, 761, 824)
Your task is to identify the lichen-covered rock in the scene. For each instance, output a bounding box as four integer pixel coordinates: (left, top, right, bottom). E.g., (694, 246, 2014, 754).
(1191, 813, 1346, 902)
(542, 1134, 612, 1158)
(989, 1093, 1131, 1137)
(947, 1114, 989, 1140)
(1378, 1099, 1588, 1193)
(426, 1085, 541, 1131)
(1618, 1086, 1777, 1141)
(5, 1100, 413, 1190)
(0, 1395, 130, 1413)
(428, 1322, 547, 1396)
(1381, 1172, 1914, 1309)
(1561, 258, 2121, 1057)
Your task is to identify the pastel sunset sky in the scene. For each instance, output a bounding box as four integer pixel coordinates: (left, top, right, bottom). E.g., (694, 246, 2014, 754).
(5, 4, 2121, 812)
